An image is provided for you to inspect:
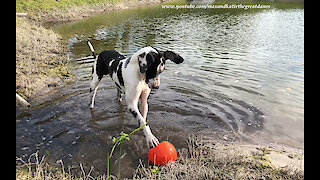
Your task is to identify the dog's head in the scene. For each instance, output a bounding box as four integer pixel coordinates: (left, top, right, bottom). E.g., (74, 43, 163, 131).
(137, 47, 184, 89)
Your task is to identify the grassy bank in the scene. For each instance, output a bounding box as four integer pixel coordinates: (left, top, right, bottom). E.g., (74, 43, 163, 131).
(135, 136, 304, 179)
(16, 0, 121, 12)
(16, 17, 72, 100)
(16, 136, 304, 179)
(17, 0, 122, 25)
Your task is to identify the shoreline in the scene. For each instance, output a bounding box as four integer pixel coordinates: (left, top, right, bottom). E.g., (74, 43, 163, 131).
(16, 135, 304, 179)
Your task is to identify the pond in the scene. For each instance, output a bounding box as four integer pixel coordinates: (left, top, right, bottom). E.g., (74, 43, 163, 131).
(16, 0, 304, 178)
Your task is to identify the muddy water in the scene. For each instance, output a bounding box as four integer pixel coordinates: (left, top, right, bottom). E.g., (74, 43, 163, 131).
(16, 1, 304, 178)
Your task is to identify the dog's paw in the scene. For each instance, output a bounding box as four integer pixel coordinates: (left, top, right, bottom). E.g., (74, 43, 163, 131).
(146, 134, 160, 149)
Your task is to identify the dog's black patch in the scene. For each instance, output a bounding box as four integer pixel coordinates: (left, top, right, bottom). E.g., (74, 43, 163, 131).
(124, 56, 131, 68)
(129, 108, 137, 118)
(146, 52, 156, 63)
(91, 65, 94, 75)
(95, 50, 125, 79)
(115, 82, 121, 90)
(117, 62, 124, 86)
(139, 52, 146, 58)
(109, 59, 120, 79)
(145, 52, 161, 82)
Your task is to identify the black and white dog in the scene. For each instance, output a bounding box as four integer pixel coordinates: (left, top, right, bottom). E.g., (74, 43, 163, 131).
(88, 41, 184, 148)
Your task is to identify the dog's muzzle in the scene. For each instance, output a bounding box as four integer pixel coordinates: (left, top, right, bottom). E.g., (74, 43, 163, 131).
(150, 78, 160, 89)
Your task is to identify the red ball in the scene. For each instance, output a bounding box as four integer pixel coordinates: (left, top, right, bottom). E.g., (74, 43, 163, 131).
(148, 141, 177, 165)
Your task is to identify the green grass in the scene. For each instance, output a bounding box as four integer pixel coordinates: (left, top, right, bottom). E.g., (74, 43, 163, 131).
(16, 0, 122, 13)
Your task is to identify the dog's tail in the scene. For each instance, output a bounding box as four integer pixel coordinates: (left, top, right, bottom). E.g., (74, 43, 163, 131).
(87, 41, 96, 59)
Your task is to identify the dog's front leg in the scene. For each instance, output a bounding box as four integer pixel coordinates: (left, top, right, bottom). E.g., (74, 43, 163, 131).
(128, 104, 159, 148)
(139, 87, 151, 120)
(127, 94, 159, 148)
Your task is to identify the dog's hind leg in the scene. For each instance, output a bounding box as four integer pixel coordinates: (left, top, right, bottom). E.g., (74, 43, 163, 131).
(90, 84, 99, 109)
(89, 72, 101, 109)
(88, 41, 100, 109)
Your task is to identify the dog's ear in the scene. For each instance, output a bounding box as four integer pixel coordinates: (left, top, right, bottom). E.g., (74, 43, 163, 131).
(162, 50, 184, 64)
(146, 52, 157, 63)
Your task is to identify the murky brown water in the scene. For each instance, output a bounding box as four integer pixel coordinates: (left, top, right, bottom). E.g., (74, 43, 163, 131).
(16, 1, 304, 178)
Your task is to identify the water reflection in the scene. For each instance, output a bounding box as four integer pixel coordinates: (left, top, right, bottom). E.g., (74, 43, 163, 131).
(56, 2, 303, 147)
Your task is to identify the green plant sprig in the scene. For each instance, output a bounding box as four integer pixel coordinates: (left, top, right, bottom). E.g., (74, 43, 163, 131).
(107, 123, 147, 180)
